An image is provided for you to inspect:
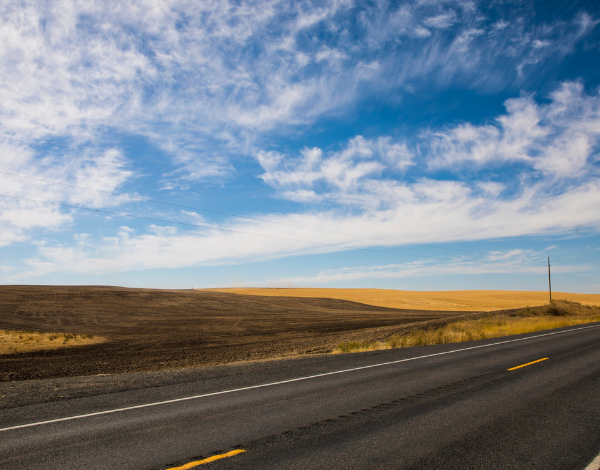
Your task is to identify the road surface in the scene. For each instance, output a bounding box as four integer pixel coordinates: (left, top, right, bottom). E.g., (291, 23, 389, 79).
(2, 323, 600, 469)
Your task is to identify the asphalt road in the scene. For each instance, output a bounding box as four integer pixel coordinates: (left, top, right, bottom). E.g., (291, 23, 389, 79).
(2, 323, 600, 469)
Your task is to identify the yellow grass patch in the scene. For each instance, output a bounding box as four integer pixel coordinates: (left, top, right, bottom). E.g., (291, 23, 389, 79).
(334, 300, 600, 353)
(208, 288, 600, 312)
(0, 330, 105, 355)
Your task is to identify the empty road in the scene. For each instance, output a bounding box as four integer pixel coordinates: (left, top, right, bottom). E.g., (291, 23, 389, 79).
(2, 323, 600, 469)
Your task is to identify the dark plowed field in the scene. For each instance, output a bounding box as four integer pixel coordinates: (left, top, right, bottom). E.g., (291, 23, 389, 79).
(0, 286, 479, 381)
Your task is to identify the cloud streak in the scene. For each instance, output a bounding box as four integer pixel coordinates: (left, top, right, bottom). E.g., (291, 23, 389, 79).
(257, 253, 589, 288)
(17, 173, 600, 277)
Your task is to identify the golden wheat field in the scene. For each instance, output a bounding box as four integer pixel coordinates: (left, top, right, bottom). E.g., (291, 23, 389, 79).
(208, 288, 600, 312)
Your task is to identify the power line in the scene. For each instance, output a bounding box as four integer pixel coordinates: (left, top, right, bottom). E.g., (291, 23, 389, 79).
(0, 170, 490, 255)
(0, 193, 458, 261)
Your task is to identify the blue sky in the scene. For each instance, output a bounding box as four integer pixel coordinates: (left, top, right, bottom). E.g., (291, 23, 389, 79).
(1, 0, 600, 292)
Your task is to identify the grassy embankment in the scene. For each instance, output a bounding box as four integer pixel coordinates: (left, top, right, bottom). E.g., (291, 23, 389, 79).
(0, 330, 105, 355)
(334, 300, 600, 353)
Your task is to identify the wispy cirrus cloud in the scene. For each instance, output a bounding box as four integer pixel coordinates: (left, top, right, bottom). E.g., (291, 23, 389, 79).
(256, 254, 589, 288)
(0, 145, 132, 246)
(160, 154, 235, 190)
(1, 1, 599, 287)
(1, 0, 594, 164)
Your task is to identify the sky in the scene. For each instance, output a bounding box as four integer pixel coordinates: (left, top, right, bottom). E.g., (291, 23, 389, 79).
(1, 0, 600, 293)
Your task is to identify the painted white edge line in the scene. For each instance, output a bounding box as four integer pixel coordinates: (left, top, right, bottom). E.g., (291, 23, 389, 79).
(2, 323, 599, 433)
(585, 452, 600, 470)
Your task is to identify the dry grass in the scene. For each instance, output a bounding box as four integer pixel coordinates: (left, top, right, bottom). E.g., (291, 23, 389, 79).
(207, 288, 600, 312)
(0, 330, 105, 355)
(334, 300, 600, 353)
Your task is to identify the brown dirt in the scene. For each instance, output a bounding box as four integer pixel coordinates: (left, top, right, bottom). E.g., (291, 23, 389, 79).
(208, 288, 600, 311)
(0, 285, 488, 382)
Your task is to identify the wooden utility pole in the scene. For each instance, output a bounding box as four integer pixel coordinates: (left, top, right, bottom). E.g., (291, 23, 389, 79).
(548, 257, 552, 302)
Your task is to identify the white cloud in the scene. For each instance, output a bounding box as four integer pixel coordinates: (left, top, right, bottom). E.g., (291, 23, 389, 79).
(160, 154, 234, 189)
(256, 82, 600, 210)
(486, 249, 531, 262)
(378, 137, 415, 171)
(413, 26, 432, 38)
(16, 175, 600, 277)
(425, 82, 600, 177)
(68, 149, 133, 207)
(0, 144, 132, 242)
(423, 12, 457, 29)
(257, 136, 413, 207)
(477, 181, 505, 198)
(0, 1, 148, 139)
(315, 47, 348, 62)
(0, 198, 71, 246)
(280, 189, 321, 203)
(257, 255, 588, 287)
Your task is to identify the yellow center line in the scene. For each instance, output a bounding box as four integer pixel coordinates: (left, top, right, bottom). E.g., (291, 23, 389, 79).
(508, 357, 549, 371)
(166, 449, 246, 470)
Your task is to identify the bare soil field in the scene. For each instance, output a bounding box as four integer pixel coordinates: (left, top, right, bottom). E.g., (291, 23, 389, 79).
(209, 288, 600, 312)
(0, 286, 484, 382)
